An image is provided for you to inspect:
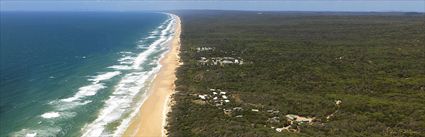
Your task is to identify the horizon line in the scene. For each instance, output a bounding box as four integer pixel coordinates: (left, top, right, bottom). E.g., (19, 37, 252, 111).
(1, 10, 425, 13)
(1, 1, 424, 12)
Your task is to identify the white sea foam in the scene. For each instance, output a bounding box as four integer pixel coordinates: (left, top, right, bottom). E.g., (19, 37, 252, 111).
(117, 56, 135, 62)
(81, 72, 149, 136)
(23, 71, 117, 135)
(60, 83, 106, 102)
(119, 51, 134, 55)
(13, 13, 176, 137)
(108, 65, 133, 70)
(50, 100, 92, 111)
(59, 71, 121, 103)
(146, 35, 156, 39)
(12, 12, 175, 137)
(115, 13, 176, 137)
(113, 66, 162, 137)
(137, 45, 148, 49)
(119, 61, 133, 65)
(158, 24, 165, 29)
(151, 30, 160, 35)
(132, 16, 175, 69)
(81, 13, 176, 137)
(81, 65, 162, 137)
(89, 71, 121, 83)
(13, 127, 61, 137)
(25, 132, 37, 137)
(41, 112, 60, 119)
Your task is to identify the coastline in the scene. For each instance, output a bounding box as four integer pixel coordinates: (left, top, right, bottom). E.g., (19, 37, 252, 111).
(122, 14, 181, 137)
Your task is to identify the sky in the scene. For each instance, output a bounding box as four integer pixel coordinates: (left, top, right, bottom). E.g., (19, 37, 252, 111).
(1, 0, 424, 12)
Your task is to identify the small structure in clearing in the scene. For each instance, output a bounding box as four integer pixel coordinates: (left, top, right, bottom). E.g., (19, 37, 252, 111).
(198, 57, 244, 66)
(196, 47, 214, 52)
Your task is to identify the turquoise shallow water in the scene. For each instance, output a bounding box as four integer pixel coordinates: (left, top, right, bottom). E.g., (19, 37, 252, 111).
(0, 12, 175, 137)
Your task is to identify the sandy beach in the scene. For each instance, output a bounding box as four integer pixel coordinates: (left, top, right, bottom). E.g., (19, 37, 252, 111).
(122, 14, 181, 137)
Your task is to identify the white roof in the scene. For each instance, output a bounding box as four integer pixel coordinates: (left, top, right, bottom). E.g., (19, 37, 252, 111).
(222, 95, 228, 99)
(198, 95, 207, 100)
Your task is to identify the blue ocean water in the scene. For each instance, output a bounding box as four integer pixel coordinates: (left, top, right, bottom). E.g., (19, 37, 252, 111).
(0, 12, 176, 137)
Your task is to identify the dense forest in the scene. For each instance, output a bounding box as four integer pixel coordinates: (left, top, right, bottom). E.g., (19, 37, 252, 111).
(166, 11, 425, 137)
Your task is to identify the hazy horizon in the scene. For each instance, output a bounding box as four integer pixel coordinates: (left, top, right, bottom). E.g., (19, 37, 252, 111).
(1, 0, 424, 12)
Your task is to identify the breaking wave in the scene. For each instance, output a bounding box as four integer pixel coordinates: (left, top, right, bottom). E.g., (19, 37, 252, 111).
(12, 13, 176, 137)
(81, 13, 176, 137)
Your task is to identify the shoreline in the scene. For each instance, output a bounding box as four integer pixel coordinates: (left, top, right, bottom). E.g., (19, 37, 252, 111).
(122, 14, 181, 137)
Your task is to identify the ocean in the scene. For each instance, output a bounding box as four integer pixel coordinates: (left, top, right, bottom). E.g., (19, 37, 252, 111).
(0, 12, 176, 137)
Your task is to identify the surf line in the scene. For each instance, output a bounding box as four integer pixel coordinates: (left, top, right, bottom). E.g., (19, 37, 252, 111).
(81, 13, 176, 137)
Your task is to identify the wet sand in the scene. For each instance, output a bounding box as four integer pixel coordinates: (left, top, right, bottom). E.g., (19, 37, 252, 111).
(122, 14, 181, 137)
